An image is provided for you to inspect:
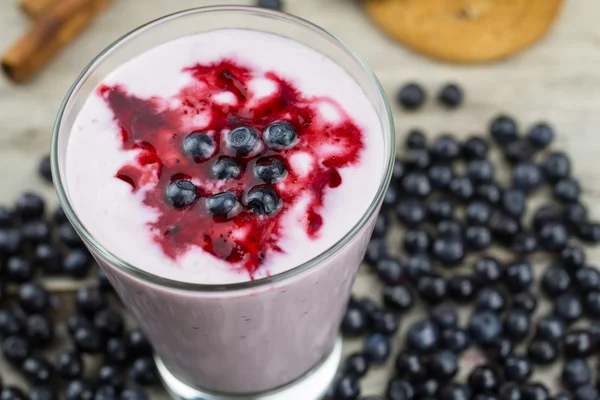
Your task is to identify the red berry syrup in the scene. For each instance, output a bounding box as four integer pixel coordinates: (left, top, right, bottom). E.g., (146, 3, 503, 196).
(98, 59, 364, 277)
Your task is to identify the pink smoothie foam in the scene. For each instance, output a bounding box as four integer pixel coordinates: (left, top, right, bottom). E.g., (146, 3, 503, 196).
(64, 28, 385, 393)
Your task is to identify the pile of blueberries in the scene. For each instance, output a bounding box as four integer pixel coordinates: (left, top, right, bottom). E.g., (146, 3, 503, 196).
(0, 194, 154, 399)
(328, 84, 600, 400)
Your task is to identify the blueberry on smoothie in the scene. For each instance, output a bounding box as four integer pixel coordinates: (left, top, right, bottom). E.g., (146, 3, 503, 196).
(212, 158, 242, 180)
(165, 180, 197, 208)
(182, 132, 215, 162)
(255, 158, 287, 183)
(246, 186, 281, 216)
(263, 122, 297, 150)
(227, 126, 261, 156)
(207, 192, 240, 218)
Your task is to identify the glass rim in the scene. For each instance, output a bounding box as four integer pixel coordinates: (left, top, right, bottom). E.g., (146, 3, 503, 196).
(51, 5, 395, 292)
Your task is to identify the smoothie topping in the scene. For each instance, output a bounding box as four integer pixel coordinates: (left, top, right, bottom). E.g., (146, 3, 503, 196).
(98, 59, 364, 276)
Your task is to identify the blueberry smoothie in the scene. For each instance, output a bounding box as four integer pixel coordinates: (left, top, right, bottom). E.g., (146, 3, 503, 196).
(61, 27, 389, 394)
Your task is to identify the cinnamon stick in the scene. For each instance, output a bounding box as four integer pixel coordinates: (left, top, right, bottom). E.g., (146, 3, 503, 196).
(20, 0, 57, 19)
(2, 0, 114, 84)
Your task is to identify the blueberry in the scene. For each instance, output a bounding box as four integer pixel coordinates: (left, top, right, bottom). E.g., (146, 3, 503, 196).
(6, 256, 34, 283)
(575, 222, 600, 244)
(509, 233, 538, 254)
(246, 186, 281, 215)
(254, 157, 287, 183)
(513, 162, 543, 193)
(490, 115, 518, 144)
(75, 287, 107, 317)
(19, 283, 51, 314)
(2, 335, 30, 365)
(429, 350, 458, 381)
(29, 386, 57, 400)
(395, 352, 426, 381)
(440, 328, 471, 353)
(504, 139, 535, 164)
(467, 160, 495, 184)
(63, 249, 92, 278)
(554, 293, 583, 323)
(532, 204, 563, 232)
(342, 353, 369, 378)
(120, 389, 149, 400)
(503, 309, 530, 342)
(98, 364, 125, 389)
(438, 84, 463, 109)
(484, 337, 513, 363)
(574, 386, 599, 400)
(371, 308, 399, 335)
(0, 387, 27, 400)
(430, 302, 458, 330)
(475, 287, 507, 313)
(561, 245, 586, 271)
(397, 83, 426, 110)
(206, 192, 240, 218)
(503, 355, 532, 383)
(447, 275, 476, 303)
(527, 122, 554, 149)
(433, 237, 465, 266)
(406, 320, 439, 353)
(475, 183, 502, 205)
(212, 157, 242, 180)
(21, 220, 51, 245)
(520, 383, 550, 400)
(462, 136, 488, 160)
(129, 357, 159, 385)
(504, 259, 533, 293)
(535, 315, 567, 341)
(72, 324, 103, 354)
(374, 256, 405, 286)
(65, 380, 95, 400)
(94, 386, 117, 400)
(363, 333, 391, 364)
(541, 265, 570, 297)
(428, 164, 454, 190)
(405, 129, 427, 149)
(382, 285, 413, 312)
(22, 355, 54, 384)
(474, 256, 502, 286)
(432, 135, 461, 162)
(438, 383, 471, 400)
(554, 178, 580, 203)
(574, 267, 600, 292)
(527, 339, 559, 365)
(449, 176, 474, 201)
(263, 122, 297, 150)
(401, 171, 431, 197)
(562, 358, 591, 390)
(0, 308, 26, 337)
(563, 203, 588, 229)
(583, 291, 600, 318)
(469, 311, 502, 345)
(364, 238, 387, 266)
(332, 374, 360, 400)
(52, 206, 68, 224)
(93, 309, 124, 338)
(464, 225, 492, 251)
(395, 198, 427, 227)
(165, 179, 197, 208)
(427, 199, 454, 222)
(415, 379, 439, 398)
(372, 212, 389, 238)
(55, 350, 84, 380)
(58, 222, 83, 248)
(34, 243, 63, 274)
(128, 329, 152, 357)
(105, 337, 129, 365)
(387, 379, 415, 400)
(417, 275, 448, 304)
(404, 149, 431, 170)
(26, 314, 54, 346)
(466, 201, 492, 225)
(182, 132, 215, 161)
(542, 152, 571, 182)
(538, 222, 568, 251)
(563, 330, 596, 358)
(502, 189, 526, 218)
(14, 192, 45, 220)
(406, 254, 434, 282)
(257, 0, 282, 10)
(468, 365, 500, 394)
(403, 228, 432, 254)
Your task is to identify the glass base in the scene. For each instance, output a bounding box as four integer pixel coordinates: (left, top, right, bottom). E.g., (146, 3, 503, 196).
(156, 337, 342, 400)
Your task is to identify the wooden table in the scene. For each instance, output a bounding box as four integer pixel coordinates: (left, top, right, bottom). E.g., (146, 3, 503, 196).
(1, 0, 600, 397)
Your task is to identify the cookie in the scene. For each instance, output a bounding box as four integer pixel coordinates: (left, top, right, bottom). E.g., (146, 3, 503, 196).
(365, 0, 564, 63)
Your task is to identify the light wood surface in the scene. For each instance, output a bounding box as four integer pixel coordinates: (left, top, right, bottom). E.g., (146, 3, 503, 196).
(1, 0, 600, 397)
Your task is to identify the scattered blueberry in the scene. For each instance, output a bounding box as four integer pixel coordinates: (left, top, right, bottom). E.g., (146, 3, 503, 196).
(469, 311, 502, 345)
(510, 232, 538, 254)
(127, 329, 152, 357)
(332, 374, 360, 400)
(246, 186, 281, 215)
(19, 283, 51, 314)
(395, 198, 428, 227)
(527, 122, 554, 149)
(520, 383, 550, 400)
(405, 254, 435, 282)
(165, 179, 197, 208)
(562, 358, 591, 390)
(206, 192, 240, 218)
(468, 365, 500, 394)
(432, 135, 461, 162)
(0, 387, 27, 400)
(541, 265, 571, 297)
(374, 256, 405, 286)
(387, 379, 415, 400)
(62, 249, 92, 278)
(535, 315, 567, 341)
(21, 220, 50, 245)
(75, 287, 107, 317)
(503, 309, 530, 342)
(504, 139, 535, 164)
(14, 192, 45, 220)
(65, 380, 95, 400)
(504, 259, 534, 293)
(542, 152, 571, 182)
(403, 228, 432, 254)
(513, 162, 543, 193)
(527, 339, 559, 365)
(440, 328, 471, 353)
(212, 157, 242, 180)
(372, 212, 389, 238)
(182, 132, 215, 161)
(503, 355, 533, 383)
(55, 350, 84, 380)
(490, 115, 518, 145)
(129, 357, 159, 385)
(98, 364, 125, 390)
(405, 129, 427, 149)
(58, 222, 83, 248)
(6, 256, 34, 283)
(438, 84, 463, 109)
(34, 243, 63, 274)
(428, 164, 455, 191)
(475, 287, 507, 313)
(2, 335, 30, 365)
(554, 178, 581, 203)
(105, 337, 129, 365)
(561, 245, 586, 271)
(432, 237, 465, 266)
(21, 355, 54, 384)
(538, 222, 569, 251)
(447, 275, 476, 303)
(0, 308, 26, 337)
(562, 330, 596, 358)
(343, 353, 369, 378)
(263, 122, 297, 150)
(29, 386, 57, 400)
(254, 157, 287, 183)
(26, 314, 54, 346)
(554, 293, 583, 323)
(397, 83, 426, 110)
(363, 333, 391, 364)
(467, 159, 495, 184)
(395, 351, 426, 381)
(93, 309, 124, 338)
(474, 183, 502, 205)
(401, 171, 431, 197)
(466, 201, 492, 225)
(430, 302, 458, 330)
(406, 319, 439, 353)
(501, 189, 526, 218)
(404, 149, 431, 171)
(417, 275, 448, 304)
(428, 350, 459, 380)
(382, 284, 413, 312)
(371, 308, 399, 335)
(464, 225, 492, 250)
(474, 256, 502, 286)
(94, 386, 117, 400)
(484, 337, 513, 363)
(449, 176, 474, 201)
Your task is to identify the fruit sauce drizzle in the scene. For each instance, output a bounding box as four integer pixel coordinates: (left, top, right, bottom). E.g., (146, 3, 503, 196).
(98, 59, 364, 277)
